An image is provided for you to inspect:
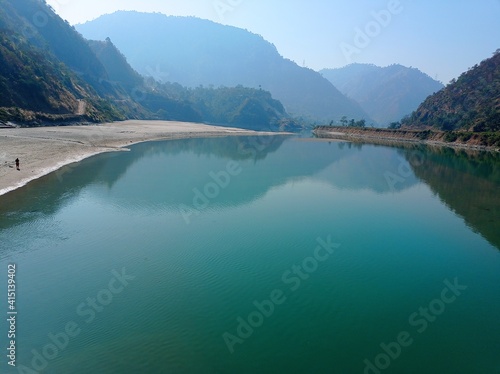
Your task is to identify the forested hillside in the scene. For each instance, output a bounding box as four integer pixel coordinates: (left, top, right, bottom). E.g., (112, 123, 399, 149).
(0, 0, 147, 122)
(0, 32, 83, 115)
(402, 51, 500, 132)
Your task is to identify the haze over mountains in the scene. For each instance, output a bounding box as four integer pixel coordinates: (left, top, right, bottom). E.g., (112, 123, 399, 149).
(0, 0, 298, 130)
(76, 11, 371, 123)
(1, 1, 498, 135)
(321, 64, 444, 126)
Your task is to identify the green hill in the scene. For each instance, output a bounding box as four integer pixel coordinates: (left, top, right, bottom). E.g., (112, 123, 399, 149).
(0, 31, 128, 123)
(0, 0, 140, 122)
(0, 32, 81, 115)
(402, 50, 500, 132)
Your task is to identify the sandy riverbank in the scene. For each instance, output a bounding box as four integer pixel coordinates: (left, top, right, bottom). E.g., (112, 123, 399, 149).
(0, 120, 285, 196)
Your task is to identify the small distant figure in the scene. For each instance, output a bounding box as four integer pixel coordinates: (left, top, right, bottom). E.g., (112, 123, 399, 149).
(15, 158, 20, 171)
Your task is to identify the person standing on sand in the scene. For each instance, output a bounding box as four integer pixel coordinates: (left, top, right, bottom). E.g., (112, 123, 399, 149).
(15, 158, 19, 171)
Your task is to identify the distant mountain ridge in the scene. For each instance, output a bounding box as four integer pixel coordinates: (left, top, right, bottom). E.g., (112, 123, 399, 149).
(0, 0, 296, 130)
(76, 11, 372, 123)
(402, 51, 500, 132)
(320, 63, 443, 126)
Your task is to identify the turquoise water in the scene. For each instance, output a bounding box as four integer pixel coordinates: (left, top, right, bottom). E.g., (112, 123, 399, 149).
(0, 136, 499, 374)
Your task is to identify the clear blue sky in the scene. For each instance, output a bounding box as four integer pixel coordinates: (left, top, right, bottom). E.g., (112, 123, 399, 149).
(46, 0, 500, 84)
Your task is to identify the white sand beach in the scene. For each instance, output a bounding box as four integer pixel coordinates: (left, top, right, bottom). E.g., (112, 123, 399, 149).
(0, 120, 283, 196)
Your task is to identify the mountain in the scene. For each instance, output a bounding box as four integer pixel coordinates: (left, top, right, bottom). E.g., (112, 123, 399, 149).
(0, 1, 295, 130)
(85, 38, 202, 123)
(0, 31, 84, 116)
(87, 38, 144, 92)
(76, 11, 371, 124)
(85, 37, 293, 128)
(320, 64, 444, 126)
(401, 51, 500, 132)
(0, 0, 154, 123)
(180, 85, 296, 131)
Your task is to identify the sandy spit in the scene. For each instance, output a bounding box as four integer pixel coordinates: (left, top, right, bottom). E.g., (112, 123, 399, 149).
(0, 120, 286, 196)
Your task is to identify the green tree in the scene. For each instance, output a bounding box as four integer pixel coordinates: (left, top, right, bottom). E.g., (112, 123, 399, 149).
(355, 119, 366, 127)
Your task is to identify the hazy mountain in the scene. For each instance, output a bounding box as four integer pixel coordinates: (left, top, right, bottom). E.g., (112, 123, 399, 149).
(85, 38, 202, 123)
(402, 51, 500, 132)
(320, 64, 444, 126)
(87, 38, 145, 92)
(76, 11, 371, 124)
(0, 1, 295, 130)
(85, 37, 294, 128)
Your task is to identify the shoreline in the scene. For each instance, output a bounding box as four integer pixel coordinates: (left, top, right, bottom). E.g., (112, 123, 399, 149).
(0, 120, 289, 197)
(314, 127, 500, 152)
